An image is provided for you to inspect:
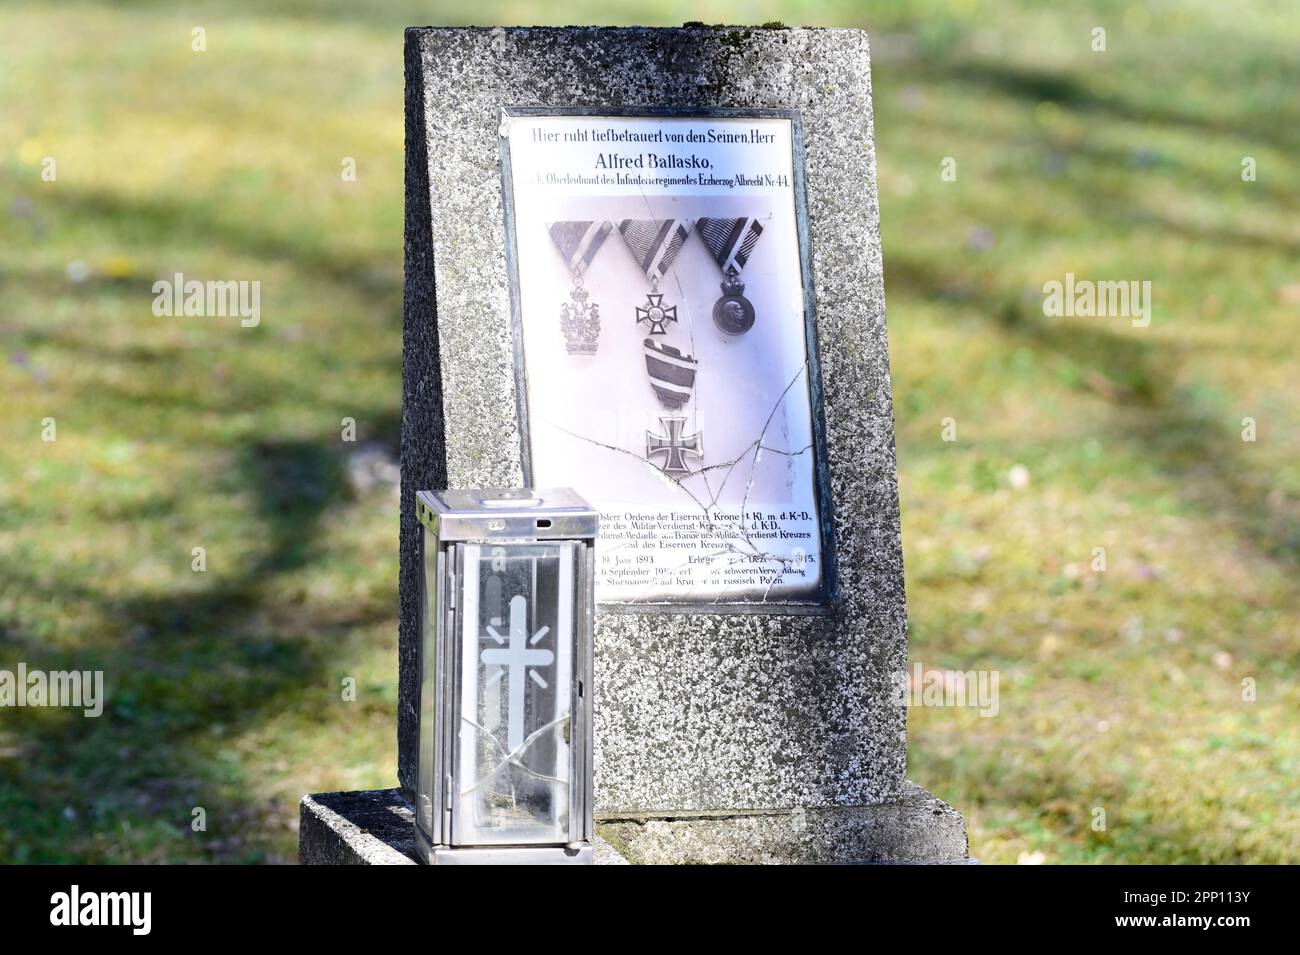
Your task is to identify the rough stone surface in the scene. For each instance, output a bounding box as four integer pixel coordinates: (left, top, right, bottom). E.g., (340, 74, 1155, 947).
(599, 782, 968, 864)
(300, 790, 420, 865)
(403, 27, 914, 822)
(299, 790, 629, 865)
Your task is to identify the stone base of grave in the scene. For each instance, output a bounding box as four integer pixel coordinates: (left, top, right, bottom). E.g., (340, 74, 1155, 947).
(298, 789, 630, 865)
(299, 782, 969, 865)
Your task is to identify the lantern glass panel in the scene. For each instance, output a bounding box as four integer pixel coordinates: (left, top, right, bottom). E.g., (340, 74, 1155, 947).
(416, 528, 441, 838)
(454, 540, 577, 846)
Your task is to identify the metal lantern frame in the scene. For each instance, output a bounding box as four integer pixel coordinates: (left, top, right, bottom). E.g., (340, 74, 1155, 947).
(414, 487, 597, 865)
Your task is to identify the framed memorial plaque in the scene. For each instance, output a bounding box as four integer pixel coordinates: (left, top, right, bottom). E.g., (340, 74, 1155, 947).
(499, 109, 836, 611)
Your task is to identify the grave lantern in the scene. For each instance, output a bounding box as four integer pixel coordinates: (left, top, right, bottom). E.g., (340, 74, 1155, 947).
(414, 488, 597, 864)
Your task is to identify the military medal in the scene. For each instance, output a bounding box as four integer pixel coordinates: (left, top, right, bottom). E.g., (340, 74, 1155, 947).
(646, 416, 703, 478)
(636, 293, 675, 335)
(642, 337, 701, 476)
(615, 219, 693, 335)
(546, 220, 612, 354)
(695, 216, 765, 336)
(617, 218, 701, 476)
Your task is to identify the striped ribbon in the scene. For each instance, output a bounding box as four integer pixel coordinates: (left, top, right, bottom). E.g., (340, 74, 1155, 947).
(546, 220, 612, 277)
(695, 217, 764, 276)
(643, 337, 697, 411)
(616, 219, 693, 286)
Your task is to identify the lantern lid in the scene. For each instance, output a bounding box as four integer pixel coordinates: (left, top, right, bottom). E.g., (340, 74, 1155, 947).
(416, 487, 599, 541)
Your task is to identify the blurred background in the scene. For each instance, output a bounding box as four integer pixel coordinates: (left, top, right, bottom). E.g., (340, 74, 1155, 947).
(1, 0, 1296, 863)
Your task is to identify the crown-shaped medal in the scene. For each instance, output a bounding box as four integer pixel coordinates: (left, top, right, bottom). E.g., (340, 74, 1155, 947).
(560, 284, 601, 355)
(548, 221, 612, 356)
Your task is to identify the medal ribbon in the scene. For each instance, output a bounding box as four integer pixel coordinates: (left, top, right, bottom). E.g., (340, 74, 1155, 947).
(695, 216, 764, 276)
(616, 219, 693, 286)
(642, 338, 697, 411)
(547, 220, 612, 277)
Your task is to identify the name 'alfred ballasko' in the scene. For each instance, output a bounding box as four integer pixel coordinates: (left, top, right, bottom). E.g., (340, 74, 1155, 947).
(595, 152, 713, 170)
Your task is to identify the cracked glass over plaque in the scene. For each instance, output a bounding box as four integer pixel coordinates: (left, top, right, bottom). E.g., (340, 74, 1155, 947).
(502, 111, 833, 609)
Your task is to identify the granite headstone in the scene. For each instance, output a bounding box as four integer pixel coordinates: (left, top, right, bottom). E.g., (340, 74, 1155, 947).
(300, 24, 967, 864)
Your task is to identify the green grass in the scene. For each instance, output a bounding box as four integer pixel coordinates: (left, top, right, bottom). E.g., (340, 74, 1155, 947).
(1, 0, 1297, 862)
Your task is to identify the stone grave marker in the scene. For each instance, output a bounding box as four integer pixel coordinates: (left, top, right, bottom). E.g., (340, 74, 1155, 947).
(300, 24, 967, 865)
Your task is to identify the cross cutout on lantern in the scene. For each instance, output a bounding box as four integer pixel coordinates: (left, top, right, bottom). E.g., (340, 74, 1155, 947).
(481, 594, 554, 751)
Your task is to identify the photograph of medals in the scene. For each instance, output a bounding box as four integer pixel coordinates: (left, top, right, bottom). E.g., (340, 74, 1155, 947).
(695, 216, 765, 336)
(615, 218, 693, 335)
(546, 220, 612, 354)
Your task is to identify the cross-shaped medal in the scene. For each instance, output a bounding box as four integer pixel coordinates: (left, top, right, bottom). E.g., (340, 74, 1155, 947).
(635, 292, 677, 335)
(646, 416, 703, 477)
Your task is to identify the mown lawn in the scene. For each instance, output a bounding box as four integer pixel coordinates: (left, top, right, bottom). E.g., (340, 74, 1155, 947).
(1, 0, 1296, 862)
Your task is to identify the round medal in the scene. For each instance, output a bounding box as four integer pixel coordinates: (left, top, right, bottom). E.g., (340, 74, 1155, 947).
(713, 291, 755, 335)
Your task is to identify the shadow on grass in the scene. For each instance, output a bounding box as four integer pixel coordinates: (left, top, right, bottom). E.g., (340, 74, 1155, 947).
(933, 57, 1300, 155)
(13, 182, 401, 297)
(1, 142, 411, 857)
(0, 403, 401, 863)
(882, 44, 1298, 574)
(888, 249, 1299, 575)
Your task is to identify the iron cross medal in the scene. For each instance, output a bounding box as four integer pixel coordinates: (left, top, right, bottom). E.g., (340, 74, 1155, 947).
(646, 416, 702, 477)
